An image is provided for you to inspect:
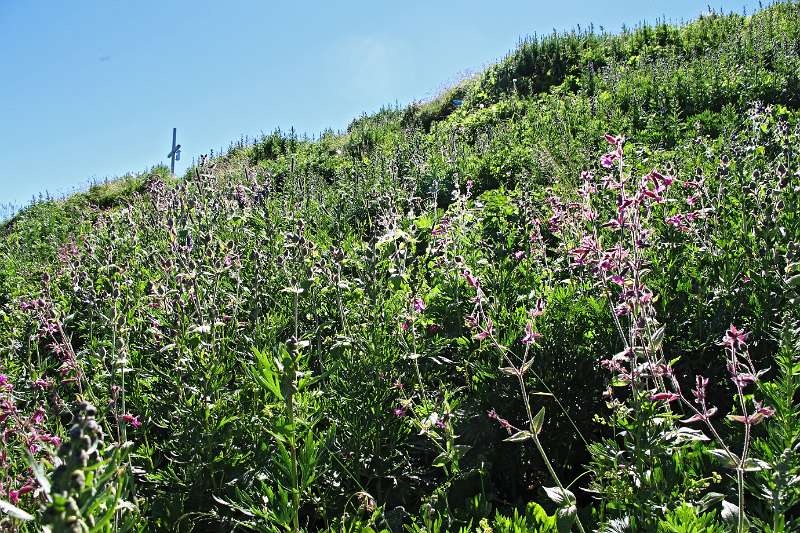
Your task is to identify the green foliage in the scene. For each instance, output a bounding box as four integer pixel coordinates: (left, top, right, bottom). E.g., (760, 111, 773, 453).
(2, 3, 800, 531)
(42, 402, 140, 533)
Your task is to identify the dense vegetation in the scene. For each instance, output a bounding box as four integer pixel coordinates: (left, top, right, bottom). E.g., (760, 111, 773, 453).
(2, 3, 800, 531)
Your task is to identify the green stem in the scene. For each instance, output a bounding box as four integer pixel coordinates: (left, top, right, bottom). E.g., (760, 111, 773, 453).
(287, 383, 300, 533)
(517, 373, 586, 533)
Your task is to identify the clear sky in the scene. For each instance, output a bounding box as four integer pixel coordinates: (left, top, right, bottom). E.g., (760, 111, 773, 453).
(0, 0, 761, 206)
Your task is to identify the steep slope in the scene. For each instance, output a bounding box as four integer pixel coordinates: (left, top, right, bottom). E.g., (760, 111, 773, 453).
(1, 3, 800, 531)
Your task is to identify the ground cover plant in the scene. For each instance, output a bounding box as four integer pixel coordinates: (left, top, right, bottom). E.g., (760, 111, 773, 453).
(2, 2, 800, 531)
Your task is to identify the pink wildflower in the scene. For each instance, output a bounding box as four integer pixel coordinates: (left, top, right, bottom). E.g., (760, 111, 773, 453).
(665, 214, 684, 228)
(721, 324, 748, 350)
(33, 378, 52, 389)
(729, 404, 775, 426)
(31, 407, 46, 425)
(600, 153, 618, 169)
(462, 270, 480, 289)
(487, 408, 514, 435)
(530, 298, 546, 318)
(650, 392, 680, 403)
(752, 404, 776, 424)
(521, 322, 541, 345)
(474, 318, 493, 341)
(120, 414, 142, 428)
(692, 376, 709, 403)
(731, 373, 756, 388)
(682, 408, 718, 424)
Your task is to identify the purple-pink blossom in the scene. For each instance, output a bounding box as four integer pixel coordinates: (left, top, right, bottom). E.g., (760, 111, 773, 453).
(120, 414, 142, 428)
(521, 322, 541, 345)
(729, 404, 775, 426)
(473, 318, 493, 341)
(530, 298, 546, 318)
(462, 270, 480, 289)
(487, 408, 514, 435)
(31, 407, 46, 425)
(600, 152, 618, 169)
(32, 378, 52, 389)
(682, 408, 717, 424)
(721, 324, 748, 350)
(650, 392, 679, 403)
(692, 375, 709, 403)
(731, 373, 756, 388)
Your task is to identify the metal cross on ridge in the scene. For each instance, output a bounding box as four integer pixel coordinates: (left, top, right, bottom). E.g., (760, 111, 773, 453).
(167, 128, 181, 175)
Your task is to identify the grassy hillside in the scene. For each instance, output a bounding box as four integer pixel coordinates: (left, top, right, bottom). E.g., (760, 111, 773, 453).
(2, 3, 800, 531)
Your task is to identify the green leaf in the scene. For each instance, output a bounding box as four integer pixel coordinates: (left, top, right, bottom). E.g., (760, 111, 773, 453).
(601, 517, 631, 532)
(431, 452, 450, 468)
(504, 430, 533, 443)
(452, 444, 471, 458)
(721, 500, 750, 530)
(543, 486, 576, 507)
(25, 451, 50, 498)
(251, 347, 284, 401)
(280, 286, 304, 294)
(707, 448, 739, 469)
(741, 458, 771, 472)
(649, 325, 665, 351)
(556, 505, 577, 533)
(0, 499, 34, 521)
(697, 492, 725, 512)
(499, 366, 519, 376)
(532, 407, 545, 435)
(521, 358, 536, 375)
(663, 426, 710, 443)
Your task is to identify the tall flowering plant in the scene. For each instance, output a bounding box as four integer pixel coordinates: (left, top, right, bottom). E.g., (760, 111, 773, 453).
(556, 133, 777, 530)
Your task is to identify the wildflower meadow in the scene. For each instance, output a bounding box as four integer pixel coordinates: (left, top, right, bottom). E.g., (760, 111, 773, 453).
(1, 3, 800, 531)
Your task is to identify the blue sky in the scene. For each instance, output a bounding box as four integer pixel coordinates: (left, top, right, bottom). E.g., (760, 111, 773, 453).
(0, 0, 761, 206)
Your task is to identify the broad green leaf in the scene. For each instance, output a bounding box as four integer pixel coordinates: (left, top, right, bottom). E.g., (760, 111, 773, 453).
(741, 458, 771, 472)
(532, 406, 545, 435)
(707, 448, 739, 469)
(0, 499, 33, 521)
(543, 486, 576, 507)
(721, 500, 750, 530)
(499, 366, 518, 376)
(504, 430, 533, 443)
(697, 492, 725, 512)
(431, 452, 450, 468)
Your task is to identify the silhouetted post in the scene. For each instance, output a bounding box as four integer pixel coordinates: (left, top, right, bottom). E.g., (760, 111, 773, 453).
(167, 128, 182, 175)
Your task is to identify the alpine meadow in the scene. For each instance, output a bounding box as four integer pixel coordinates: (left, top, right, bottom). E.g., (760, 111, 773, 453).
(3, 2, 800, 532)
